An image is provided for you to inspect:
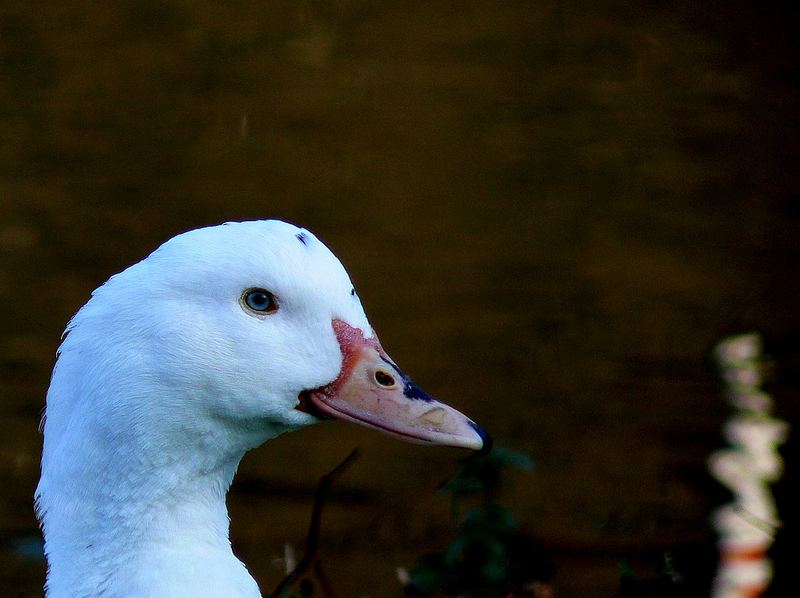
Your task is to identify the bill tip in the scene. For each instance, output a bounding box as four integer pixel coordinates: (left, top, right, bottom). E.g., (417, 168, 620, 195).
(468, 420, 492, 453)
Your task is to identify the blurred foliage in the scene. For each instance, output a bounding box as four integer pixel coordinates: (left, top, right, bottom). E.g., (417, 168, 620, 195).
(614, 552, 688, 598)
(441, 446, 533, 516)
(403, 447, 700, 598)
(404, 446, 553, 598)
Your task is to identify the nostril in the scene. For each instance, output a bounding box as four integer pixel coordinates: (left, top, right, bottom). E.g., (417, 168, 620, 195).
(374, 369, 396, 387)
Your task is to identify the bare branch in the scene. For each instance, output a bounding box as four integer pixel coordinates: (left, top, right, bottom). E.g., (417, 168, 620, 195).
(269, 448, 361, 597)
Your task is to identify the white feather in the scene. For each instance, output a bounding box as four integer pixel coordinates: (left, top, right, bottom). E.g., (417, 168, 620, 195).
(36, 220, 372, 597)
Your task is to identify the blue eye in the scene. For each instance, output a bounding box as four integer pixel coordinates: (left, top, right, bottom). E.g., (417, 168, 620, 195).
(243, 288, 278, 314)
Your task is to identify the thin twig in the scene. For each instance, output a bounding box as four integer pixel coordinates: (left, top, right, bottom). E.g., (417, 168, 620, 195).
(314, 560, 336, 597)
(269, 448, 361, 597)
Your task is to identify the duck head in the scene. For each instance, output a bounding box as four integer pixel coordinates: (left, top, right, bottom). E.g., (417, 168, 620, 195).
(43, 220, 484, 462)
(37, 220, 486, 596)
(183, 221, 483, 448)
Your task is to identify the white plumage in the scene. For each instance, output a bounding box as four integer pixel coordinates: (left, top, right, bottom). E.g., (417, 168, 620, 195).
(36, 220, 483, 597)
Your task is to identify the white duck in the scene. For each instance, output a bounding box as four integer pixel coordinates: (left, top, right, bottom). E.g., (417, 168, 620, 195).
(35, 220, 485, 597)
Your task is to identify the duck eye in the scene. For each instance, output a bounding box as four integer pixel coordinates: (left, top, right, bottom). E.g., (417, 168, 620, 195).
(242, 288, 278, 314)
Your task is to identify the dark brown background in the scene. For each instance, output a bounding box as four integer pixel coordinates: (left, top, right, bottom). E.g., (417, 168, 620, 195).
(1, 1, 798, 596)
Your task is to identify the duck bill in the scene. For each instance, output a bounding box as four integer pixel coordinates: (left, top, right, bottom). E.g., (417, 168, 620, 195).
(299, 320, 486, 451)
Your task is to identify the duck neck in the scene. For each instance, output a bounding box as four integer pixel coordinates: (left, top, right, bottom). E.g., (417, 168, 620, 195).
(38, 402, 270, 597)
